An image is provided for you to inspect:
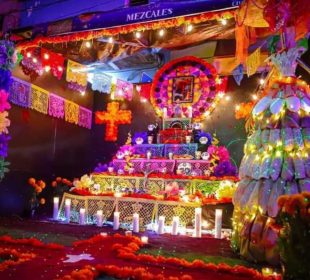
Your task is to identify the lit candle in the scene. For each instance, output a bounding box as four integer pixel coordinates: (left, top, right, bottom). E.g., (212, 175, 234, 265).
(171, 216, 179, 235)
(141, 236, 148, 244)
(96, 210, 103, 227)
(157, 216, 165, 234)
(64, 199, 71, 223)
(163, 107, 167, 118)
(53, 197, 59, 220)
(113, 211, 120, 230)
(79, 208, 86, 225)
(188, 106, 192, 118)
(185, 135, 191, 144)
(215, 209, 223, 238)
(262, 267, 274, 276)
(114, 192, 122, 198)
(168, 152, 173, 160)
(125, 230, 132, 236)
(147, 136, 153, 144)
(146, 151, 152, 160)
(194, 208, 202, 238)
(133, 213, 139, 233)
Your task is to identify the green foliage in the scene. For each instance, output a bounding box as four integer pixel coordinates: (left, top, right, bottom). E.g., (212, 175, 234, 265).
(278, 212, 310, 279)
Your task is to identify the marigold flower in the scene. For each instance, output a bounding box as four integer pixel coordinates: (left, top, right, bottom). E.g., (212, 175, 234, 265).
(51, 181, 57, 187)
(28, 178, 36, 185)
(39, 198, 45, 205)
(56, 177, 62, 182)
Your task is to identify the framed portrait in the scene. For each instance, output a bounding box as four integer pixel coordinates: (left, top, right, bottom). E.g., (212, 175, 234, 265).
(172, 76, 194, 103)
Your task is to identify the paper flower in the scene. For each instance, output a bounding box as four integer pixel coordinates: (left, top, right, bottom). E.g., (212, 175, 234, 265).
(0, 111, 10, 134)
(0, 90, 11, 112)
(73, 174, 94, 189)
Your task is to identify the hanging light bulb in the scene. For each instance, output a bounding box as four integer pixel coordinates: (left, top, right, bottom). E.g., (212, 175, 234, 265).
(186, 24, 193, 33)
(57, 66, 63, 72)
(218, 91, 224, 99)
(135, 31, 142, 39)
(32, 57, 37, 63)
(85, 41, 92, 48)
(26, 52, 31, 58)
(158, 29, 165, 37)
(43, 53, 49, 60)
(235, 104, 240, 110)
(221, 18, 228, 26)
(44, 66, 51, 72)
(225, 95, 231, 101)
(136, 85, 141, 92)
(81, 91, 86, 96)
(259, 78, 265, 85)
(108, 37, 113, 44)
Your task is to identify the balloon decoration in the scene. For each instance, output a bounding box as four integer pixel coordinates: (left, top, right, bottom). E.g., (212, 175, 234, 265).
(150, 56, 225, 121)
(95, 102, 132, 142)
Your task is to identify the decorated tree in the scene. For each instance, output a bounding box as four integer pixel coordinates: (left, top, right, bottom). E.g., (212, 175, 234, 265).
(232, 46, 310, 264)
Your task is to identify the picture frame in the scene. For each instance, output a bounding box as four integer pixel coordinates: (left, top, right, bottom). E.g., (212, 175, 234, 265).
(172, 76, 194, 103)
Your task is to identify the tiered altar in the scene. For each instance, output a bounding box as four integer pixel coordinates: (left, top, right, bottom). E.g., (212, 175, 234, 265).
(57, 56, 238, 233)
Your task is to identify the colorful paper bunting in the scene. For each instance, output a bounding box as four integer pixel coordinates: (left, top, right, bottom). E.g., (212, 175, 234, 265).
(9, 77, 32, 108)
(232, 64, 244, 86)
(31, 84, 49, 114)
(9, 77, 92, 129)
(114, 79, 133, 101)
(79, 107, 92, 129)
(65, 100, 79, 125)
(49, 93, 65, 118)
(91, 73, 112, 93)
(66, 60, 88, 92)
(246, 47, 261, 77)
(41, 48, 64, 80)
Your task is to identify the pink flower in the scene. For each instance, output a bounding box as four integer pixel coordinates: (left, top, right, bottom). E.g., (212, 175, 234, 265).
(207, 145, 217, 156)
(0, 90, 11, 112)
(217, 146, 230, 161)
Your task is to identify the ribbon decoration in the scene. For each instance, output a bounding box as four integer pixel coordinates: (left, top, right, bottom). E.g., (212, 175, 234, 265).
(79, 107, 92, 129)
(9, 77, 32, 108)
(95, 102, 132, 141)
(114, 79, 133, 101)
(246, 47, 261, 77)
(31, 84, 49, 114)
(91, 73, 112, 93)
(66, 60, 88, 92)
(49, 93, 65, 118)
(65, 100, 79, 125)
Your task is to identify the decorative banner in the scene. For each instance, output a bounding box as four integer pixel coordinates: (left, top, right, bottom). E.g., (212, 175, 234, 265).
(246, 48, 261, 77)
(78, 107, 92, 129)
(141, 72, 153, 83)
(138, 83, 152, 100)
(114, 79, 133, 101)
(66, 60, 88, 91)
(232, 64, 244, 86)
(95, 102, 132, 141)
(91, 73, 112, 93)
(41, 48, 64, 80)
(65, 100, 79, 125)
(49, 93, 65, 119)
(9, 77, 32, 108)
(31, 84, 49, 114)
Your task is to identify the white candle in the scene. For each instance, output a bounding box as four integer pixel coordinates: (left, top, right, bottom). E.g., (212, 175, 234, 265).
(146, 151, 152, 160)
(141, 236, 148, 244)
(185, 135, 191, 144)
(113, 212, 120, 230)
(79, 208, 86, 225)
(133, 213, 139, 233)
(194, 208, 202, 238)
(147, 136, 153, 144)
(168, 152, 173, 160)
(163, 108, 167, 118)
(215, 209, 223, 238)
(96, 210, 103, 227)
(157, 216, 165, 234)
(171, 216, 179, 235)
(188, 106, 192, 118)
(53, 197, 59, 220)
(125, 230, 132, 236)
(64, 199, 71, 223)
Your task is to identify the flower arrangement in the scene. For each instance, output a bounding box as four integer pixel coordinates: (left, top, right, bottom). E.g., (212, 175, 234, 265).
(274, 192, 310, 280)
(0, 248, 36, 272)
(27, 178, 47, 216)
(51, 177, 73, 196)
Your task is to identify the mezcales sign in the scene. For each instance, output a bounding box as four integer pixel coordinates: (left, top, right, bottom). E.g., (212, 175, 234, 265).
(126, 8, 173, 22)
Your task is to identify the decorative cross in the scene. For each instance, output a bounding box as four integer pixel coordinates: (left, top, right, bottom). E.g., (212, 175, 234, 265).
(95, 102, 132, 141)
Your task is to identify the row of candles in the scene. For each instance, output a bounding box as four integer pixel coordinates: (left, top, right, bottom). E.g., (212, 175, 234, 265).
(54, 198, 223, 238)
